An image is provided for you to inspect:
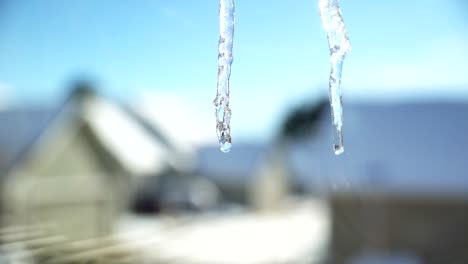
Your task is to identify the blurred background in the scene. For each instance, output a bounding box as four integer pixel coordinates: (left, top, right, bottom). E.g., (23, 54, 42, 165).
(0, 0, 467, 263)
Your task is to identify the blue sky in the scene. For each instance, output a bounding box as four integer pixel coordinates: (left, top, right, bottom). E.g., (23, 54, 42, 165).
(0, 0, 467, 141)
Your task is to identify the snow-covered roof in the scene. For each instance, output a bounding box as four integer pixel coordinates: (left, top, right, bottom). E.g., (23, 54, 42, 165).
(195, 101, 468, 199)
(130, 93, 214, 154)
(195, 143, 267, 187)
(290, 101, 468, 199)
(82, 96, 176, 176)
(0, 90, 189, 177)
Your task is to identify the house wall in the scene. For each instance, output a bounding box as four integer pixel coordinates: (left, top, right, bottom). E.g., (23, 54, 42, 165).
(329, 195, 468, 264)
(2, 124, 128, 240)
(248, 152, 291, 211)
(22, 122, 108, 176)
(6, 175, 113, 239)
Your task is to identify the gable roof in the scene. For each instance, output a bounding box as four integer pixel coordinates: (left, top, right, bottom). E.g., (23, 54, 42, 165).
(194, 100, 468, 199)
(290, 101, 468, 199)
(82, 95, 180, 175)
(0, 90, 187, 178)
(195, 143, 267, 187)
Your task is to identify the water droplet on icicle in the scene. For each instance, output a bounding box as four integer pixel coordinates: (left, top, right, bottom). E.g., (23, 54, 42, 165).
(319, 0, 351, 155)
(214, 0, 235, 153)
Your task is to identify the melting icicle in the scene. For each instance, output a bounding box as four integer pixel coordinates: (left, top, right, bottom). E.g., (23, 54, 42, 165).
(319, 0, 351, 155)
(214, 0, 235, 153)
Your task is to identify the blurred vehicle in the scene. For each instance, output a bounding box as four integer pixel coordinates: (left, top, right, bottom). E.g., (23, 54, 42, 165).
(131, 172, 220, 214)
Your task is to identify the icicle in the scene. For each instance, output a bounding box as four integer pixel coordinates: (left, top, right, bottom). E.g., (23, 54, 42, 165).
(319, 0, 351, 155)
(213, 0, 235, 153)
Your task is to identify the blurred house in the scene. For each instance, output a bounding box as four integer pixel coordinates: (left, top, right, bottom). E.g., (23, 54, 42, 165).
(194, 100, 326, 209)
(0, 87, 188, 239)
(195, 143, 267, 204)
(195, 100, 468, 263)
(287, 101, 468, 264)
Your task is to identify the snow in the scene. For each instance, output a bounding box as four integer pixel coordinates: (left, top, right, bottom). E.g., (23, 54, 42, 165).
(83, 97, 172, 175)
(116, 199, 330, 264)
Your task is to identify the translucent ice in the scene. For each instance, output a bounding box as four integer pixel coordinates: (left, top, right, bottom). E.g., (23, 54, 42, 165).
(213, 0, 235, 153)
(319, 0, 351, 155)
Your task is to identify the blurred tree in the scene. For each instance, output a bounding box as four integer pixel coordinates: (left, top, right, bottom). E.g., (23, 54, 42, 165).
(279, 98, 328, 141)
(69, 79, 97, 100)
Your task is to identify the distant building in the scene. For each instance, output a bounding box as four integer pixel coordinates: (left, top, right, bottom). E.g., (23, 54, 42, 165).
(195, 143, 267, 204)
(195, 100, 468, 263)
(0, 88, 189, 239)
(287, 101, 468, 264)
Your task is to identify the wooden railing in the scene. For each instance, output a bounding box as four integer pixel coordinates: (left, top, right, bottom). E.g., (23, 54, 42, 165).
(0, 224, 147, 264)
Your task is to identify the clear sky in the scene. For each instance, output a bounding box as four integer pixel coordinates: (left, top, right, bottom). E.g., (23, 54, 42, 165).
(0, 0, 467, 141)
